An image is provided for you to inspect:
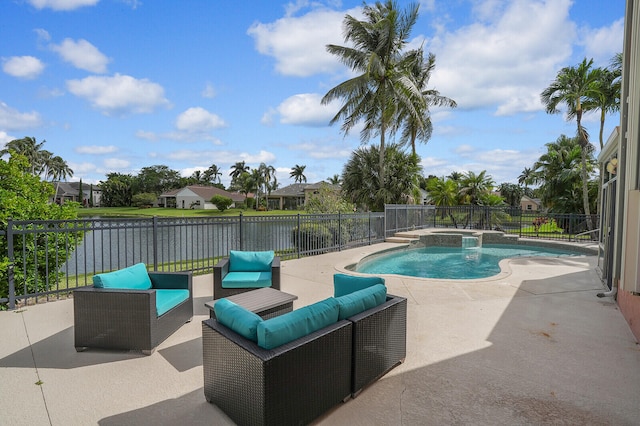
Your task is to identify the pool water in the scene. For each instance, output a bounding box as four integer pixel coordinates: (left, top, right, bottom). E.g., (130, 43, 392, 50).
(354, 244, 580, 280)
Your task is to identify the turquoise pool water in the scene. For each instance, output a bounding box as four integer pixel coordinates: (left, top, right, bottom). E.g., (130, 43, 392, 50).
(354, 244, 580, 280)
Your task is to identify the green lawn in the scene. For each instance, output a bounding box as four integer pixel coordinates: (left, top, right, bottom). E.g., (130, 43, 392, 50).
(76, 206, 305, 218)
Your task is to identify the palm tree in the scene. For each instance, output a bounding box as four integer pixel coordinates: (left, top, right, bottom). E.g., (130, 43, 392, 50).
(190, 170, 205, 184)
(397, 50, 457, 155)
(204, 163, 222, 184)
(47, 155, 74, 202)
(327, 174, 341, 185)
(533, 134, 597, 213)
(584, 66, 620, 150)
(541, 58, 599, 229)
(426, 177, 459, 207)
(229, 161, 249, 180)
(322, 1, 423, 186)
(518, 167, 535, 190)
(458, 170, 494, 205)
(1, 136, 47, 175)
(341, 143, 421, 211)
(448, 171, 463, 181)
(290, 164, 307, 183)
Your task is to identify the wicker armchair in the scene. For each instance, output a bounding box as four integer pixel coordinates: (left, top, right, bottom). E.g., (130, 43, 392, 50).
(74, 271, 193, 355)
(202, 318, 352, 426)
(349, 294, 407, 397)
(213, 255, 280, 299)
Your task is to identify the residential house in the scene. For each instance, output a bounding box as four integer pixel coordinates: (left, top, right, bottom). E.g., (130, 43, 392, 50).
(519, 195, 541, 211)
(267, 182, 340, 210)
(52, 181, 101, 207)
(160, 185, 246, 210)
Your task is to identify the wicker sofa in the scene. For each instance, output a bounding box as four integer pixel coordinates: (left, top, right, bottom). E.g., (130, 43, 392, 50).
(74, 267, 193, 355)
(213, 251, 281, 299)
(203, 317, 352, 426)
(202, 277, 407, 425)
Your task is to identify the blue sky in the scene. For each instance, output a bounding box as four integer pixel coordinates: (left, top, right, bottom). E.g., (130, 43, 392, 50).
(0, 0, 625, 188)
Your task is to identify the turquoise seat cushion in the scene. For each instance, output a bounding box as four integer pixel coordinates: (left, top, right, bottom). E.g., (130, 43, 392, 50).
(257, 298, 339, 350)
(93, 263, 152, 290)
(214, 298, 263, 342)
(333, 273, 385, 297)
(155, 289, 190, 317)
(228, 250, 274, 272)
(335, 284, 387, 320)
(222, 271, 272, 288)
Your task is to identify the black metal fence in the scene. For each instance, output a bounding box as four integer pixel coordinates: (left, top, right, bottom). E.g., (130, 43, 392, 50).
(1, 206, 599, 309)
(0, 212, 384, 309)
(385, 204, 599, 241)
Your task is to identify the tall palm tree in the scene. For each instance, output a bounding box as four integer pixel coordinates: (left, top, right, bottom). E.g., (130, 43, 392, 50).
(1, 136, 47, 175)
(584, 66, 620, 150)
(322, 1, 423, 186)
(397, 50, 456, 155)
(229, 161, 249, 180)
(47, 155, 74, 202)
(290, 164, 307, 183)
(541, 58, 599, 229)
(204, 163, 222, 184)
(518, 167, 535, 190)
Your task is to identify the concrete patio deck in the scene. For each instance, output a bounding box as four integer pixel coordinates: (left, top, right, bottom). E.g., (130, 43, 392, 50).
(1, 243, 639, 425)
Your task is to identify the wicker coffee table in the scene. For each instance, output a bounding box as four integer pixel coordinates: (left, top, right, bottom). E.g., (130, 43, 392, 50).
(205, 287, 298, 319)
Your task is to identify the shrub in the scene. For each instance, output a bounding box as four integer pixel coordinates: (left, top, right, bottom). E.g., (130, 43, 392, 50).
(132, 192, 157, 208)
(210, 195, 233, 212)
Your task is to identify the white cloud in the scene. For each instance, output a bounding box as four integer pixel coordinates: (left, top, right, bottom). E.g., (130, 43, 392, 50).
(277, 93, 337, 126)
(50, 38, 110, 73)
(0, 101, 42, 130)
(66, 74, 170, 115)
(27, 0, 99, 11)
(248, 6, 361, 77)
(2, 56, 45, 79)
(429, 0, 576, 115)
(175, 107, 226, 132)
(580, 18, 624, 64)
(75, 145, 118, 154)
(0, 131, 15, 146)
(103, 158, 130, 169)
(289, 140, 352, 160)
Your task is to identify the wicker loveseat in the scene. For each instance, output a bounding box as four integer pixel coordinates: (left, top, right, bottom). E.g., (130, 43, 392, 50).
(202, 274, 407, 425)
(213, 250, 281, 299)
(74, 264, 193, 355)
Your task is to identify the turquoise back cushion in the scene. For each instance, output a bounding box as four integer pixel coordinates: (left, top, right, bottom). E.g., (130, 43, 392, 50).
(93, 263, 152, 290)
(214, 298, 263, 342)
(257, 298, 339, 350)
(335, 283, 387, 320)
(155, 289, 190, 317)
(333, 273, 385, 297)
(229, 250, 274, 272)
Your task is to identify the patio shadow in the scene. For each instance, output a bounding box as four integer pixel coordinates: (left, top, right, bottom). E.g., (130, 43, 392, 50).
(159, 337, 202, 372)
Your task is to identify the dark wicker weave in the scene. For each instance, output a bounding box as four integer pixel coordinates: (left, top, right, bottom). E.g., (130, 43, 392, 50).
(213, 256, 281, 299)
(349, 294, 407, 397)
(202, 318, 352, 426)
(74, 271, 193, 355)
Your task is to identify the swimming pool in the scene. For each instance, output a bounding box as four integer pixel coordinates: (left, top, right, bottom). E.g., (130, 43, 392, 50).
(352, 244, 582, 280)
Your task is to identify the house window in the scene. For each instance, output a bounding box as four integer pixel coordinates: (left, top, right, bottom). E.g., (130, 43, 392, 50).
(527, 205, 532, 210)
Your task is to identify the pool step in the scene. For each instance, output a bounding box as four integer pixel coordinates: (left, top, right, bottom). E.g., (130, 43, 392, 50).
(386, 233, 420, 244)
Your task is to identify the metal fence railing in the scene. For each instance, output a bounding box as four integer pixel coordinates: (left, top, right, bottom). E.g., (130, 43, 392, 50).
(0, 212, 384, 309)
(384, 204, 600, 242)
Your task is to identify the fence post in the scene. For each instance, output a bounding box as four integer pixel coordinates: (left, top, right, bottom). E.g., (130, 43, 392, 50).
(239, 212, 243, 251)
(152, 216, 159, 271)
(296, 214, 301, 259)
(519, 209, 523, 237)
(338, 212, 342, 251)
(7, 218, 15, 310)
(368, 212, 372, 245)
